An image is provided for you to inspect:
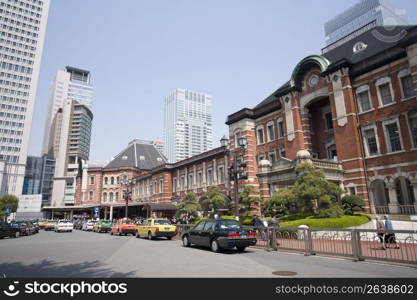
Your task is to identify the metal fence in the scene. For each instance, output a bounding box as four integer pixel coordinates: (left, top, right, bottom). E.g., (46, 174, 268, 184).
(173, 225, 417, 265)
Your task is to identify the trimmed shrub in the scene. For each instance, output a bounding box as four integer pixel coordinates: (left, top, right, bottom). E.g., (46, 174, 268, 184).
(280, 215, 370, 228)
(342, 194, 365, 215)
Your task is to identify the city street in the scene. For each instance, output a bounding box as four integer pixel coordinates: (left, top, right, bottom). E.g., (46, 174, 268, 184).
(0, 230, 416, 278)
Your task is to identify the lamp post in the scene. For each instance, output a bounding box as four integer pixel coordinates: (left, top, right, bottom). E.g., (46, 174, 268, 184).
(121, 174, 135, 219)
(224, 136, 248, 218)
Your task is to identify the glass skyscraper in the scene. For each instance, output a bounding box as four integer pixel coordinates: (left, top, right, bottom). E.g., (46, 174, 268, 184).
(324, 0, 408, 47)
(0, 0, 50, 196)
(164, 88, 213, 163)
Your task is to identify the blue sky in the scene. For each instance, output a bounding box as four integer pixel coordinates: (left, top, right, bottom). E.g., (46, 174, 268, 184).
(29, 0, 417, 162)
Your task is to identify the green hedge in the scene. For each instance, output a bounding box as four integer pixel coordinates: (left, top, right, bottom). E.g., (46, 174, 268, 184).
(277, 213, 312, 221)
(280, 214, 370, 228)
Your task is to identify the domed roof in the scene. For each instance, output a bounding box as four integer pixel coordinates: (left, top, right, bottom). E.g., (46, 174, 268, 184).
(296, 150, 312, 159)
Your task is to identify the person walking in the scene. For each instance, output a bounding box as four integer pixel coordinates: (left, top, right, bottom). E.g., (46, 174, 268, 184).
(376, 216, 386, 250)
(384, 215, 399, 249)
(253, 216, 266, 240)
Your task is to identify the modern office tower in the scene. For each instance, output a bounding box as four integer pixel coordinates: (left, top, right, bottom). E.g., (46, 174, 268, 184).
(22, 154, 54, 204)
(50, 99, 93, 207)
(164, 88, 213, 163)
(323, 0, 408, 49)
(0, 0, 50, 196)
(42, 66, 93, 154)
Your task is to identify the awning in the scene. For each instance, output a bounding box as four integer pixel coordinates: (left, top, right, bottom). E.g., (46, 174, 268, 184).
(144, 203, 177, 211)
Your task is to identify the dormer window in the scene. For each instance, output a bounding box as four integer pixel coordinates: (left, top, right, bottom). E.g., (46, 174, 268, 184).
(353, 41, 367, 54)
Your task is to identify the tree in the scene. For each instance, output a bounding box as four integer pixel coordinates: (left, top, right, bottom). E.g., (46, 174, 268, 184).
(0, 194, 19, 218)
(175, 192, 201, 218)
(262, 188, 297, 217)
(239, 185, 261, 216)
(293, 163, 343, 215)
(341, 194, 365, 215)
(201, 186, 226, 217)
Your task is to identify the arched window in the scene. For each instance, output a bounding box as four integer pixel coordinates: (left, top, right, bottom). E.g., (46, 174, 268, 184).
(104, 177, 108, 185)
(103, 192, 107, 202)
(109, 192, 114, 202)
(115, 192, 119, 201)
(370, 179, 390, 214)
(110, 177, 114, 185)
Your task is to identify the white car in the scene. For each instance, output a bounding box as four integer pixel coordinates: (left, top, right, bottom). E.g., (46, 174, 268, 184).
(82, 220, 96, 231)
(55, 220, 73, 233)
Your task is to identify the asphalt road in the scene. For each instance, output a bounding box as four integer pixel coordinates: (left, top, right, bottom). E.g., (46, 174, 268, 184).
(0, 230, 416, 278)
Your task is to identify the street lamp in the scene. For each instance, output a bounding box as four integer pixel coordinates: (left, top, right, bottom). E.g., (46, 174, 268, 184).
(227, 136, 248, 218)
(121, 174, 135, 219)
(220, 135, 229, 147)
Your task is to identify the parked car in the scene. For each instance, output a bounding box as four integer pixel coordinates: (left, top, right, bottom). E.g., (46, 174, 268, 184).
(0, 221, 20, 239)
(82, 220, 97, 231)
(12, 221, 36, 236)
(44, 220, 57, 231)
(30, 221, 39, 233)
(55, 220, 73, 233)
(93, 220, 112, 233)
(38, 219, 48, 229)
(136, 218, 177, 240)
(110, 219, 136, 236)
(181, 219, 257, 252)
(73, 220, 84, 230)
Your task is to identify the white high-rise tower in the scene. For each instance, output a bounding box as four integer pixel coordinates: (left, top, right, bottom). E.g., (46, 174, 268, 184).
(42, 66, 94, 154)
(0, 0, 50, 196)
(164, 88, 213, 163)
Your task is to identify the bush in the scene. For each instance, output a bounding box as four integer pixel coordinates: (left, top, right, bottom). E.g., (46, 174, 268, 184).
(280, 215, 370, 228)
(342, 195, 365, 215)
(277, 213, 312, 221)
(316, 203, 344, 218)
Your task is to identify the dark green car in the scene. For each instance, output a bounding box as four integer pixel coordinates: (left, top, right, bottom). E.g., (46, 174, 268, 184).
(92, 220, 112, 233)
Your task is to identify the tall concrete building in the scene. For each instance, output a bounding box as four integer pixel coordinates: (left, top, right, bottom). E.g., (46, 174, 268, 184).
(164, 88, 212, 163)
(0, 0, 50, 196)
(22, 154, 54, 204)
(323, 0, 408, 50)
(49, 99, 93, 207)
(42, 66, 93, 154)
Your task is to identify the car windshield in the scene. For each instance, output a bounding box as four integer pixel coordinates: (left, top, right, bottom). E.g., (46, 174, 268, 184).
(154, 220, 170, 225)
(218, 220, 241, 231)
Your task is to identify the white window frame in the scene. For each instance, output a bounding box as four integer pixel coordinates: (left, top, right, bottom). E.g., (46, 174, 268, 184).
(159, 178, 163, 193)
(277, 117, 284, 138)
(346, 184, 357, 195)
(188, 173, 193, 189)
(256, 125, 265, 145)
(398, 68, 416, 101)
(268, 151, 276, 163)
(355, 84, 373, 113)
(325, 140, 337, 160)
(278, 148, 286, 158)
(382, 117, 403, 153)
(197, 171, 203, 187)
(103, 192, 107, 202)
(361, 123, 380, 157)
(375, 77, 395, 108)
(234, 128, 242, 148)
(173, 177, 177, 192)
(266, 121, 275, 142)
(217, 165, 224, 184)
(406, 110, 417, 149)
(207, 168, 213, 186)
(258, 154, 265, 161)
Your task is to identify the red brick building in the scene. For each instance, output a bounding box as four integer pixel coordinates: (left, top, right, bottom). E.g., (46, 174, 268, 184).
(227, 25, 417, 218)
(52, 25, 417, 220)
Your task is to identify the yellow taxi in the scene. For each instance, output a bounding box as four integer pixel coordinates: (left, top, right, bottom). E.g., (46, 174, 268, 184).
(136, 218, 177, 240)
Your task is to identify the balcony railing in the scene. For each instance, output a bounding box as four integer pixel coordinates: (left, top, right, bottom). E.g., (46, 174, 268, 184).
(374, 205, 416, 215)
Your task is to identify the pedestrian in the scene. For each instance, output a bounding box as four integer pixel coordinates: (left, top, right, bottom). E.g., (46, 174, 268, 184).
(384, 215, 399, 249)
(376, 216, 386, 250)
(253, 216, 266, 240)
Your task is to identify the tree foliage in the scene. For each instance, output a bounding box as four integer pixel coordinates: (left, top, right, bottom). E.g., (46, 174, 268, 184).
(175, 192, 201, 218)
(262, 188, 296, 217)
(261, 162, 344, 218)
(201, 186, 226, 217)
(341, 194, 365, 215)
(239, 185, 261, 216)
(0, 194, 19, 218)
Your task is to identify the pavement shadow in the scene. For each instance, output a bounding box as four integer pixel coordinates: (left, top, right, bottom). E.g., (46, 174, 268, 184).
(0, 259, 136, 278)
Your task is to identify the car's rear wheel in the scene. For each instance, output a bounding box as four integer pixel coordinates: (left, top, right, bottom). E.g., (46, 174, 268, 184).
(148, 231, 153, 240)
(182, 235, 190, 247)
(136, 231, 140, 238)
(236, 246, 246, 252)
(167, 236, 172, 240)
(110, 231, 113, 235)
(211, 239, 220, 253)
